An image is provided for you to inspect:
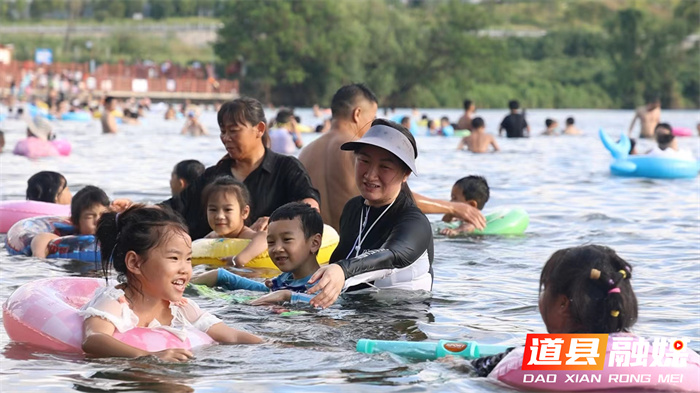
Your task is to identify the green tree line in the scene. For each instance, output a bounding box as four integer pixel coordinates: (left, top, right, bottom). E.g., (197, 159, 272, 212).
(1, 0, 227, 21)
(214, 0, 698, 109)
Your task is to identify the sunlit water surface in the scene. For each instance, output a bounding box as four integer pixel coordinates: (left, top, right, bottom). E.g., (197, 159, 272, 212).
(0, 107, 698, 392)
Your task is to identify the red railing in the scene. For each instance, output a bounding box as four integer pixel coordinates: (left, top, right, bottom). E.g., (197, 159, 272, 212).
(0, 60, 239, 96)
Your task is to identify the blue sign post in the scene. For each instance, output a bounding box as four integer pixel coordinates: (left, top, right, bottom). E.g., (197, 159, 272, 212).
(34, 48, 53, 65)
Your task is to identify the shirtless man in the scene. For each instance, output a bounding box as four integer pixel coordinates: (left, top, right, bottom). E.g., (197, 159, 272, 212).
(457, 117, 499, 153)
(628, 97, 661, 139)
(299, 83, 486, 231)
(101, 96, 118, 134)
(456, 99, 475, 131)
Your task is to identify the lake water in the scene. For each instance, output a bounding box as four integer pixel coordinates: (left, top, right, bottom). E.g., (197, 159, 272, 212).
(0, 107, 698, 392)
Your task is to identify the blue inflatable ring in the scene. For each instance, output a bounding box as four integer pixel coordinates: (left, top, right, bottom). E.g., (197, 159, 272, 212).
(61, 111, 92, 122)
(6, 216, 100, 262)
(599, 130, 699, 179)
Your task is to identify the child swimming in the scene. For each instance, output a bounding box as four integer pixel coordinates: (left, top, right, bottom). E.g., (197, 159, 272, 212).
(191, 202, 323, 305)
(202, 177, 267, 267)
(471, 244, 637, 376)
(30, 185, 110, 258)
(26, 171, 72, 204)
(170, 159, 205, 197)
(440, 176, 489, 237)
(80, 204, 261, 361)
(457, 117, 499, 153)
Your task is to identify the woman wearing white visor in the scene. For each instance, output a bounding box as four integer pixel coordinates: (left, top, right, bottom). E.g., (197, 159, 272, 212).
(306, 119, 434, 308)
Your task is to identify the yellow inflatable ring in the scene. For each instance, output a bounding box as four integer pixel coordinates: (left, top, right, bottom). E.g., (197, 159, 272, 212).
(192, 224, 340, 271)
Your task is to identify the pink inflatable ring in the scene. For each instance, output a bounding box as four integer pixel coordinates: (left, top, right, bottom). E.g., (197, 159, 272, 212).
(2, 277, 215, 353)
(672, 127, 693, 137)
(0, 200, 71, 233)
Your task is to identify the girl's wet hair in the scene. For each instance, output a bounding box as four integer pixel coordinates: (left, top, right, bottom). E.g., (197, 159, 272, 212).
(96, 204, 188, 290)
(201, 176, 251, 210)
(26, 171, 67, 203)
(540, 244, 638, 333)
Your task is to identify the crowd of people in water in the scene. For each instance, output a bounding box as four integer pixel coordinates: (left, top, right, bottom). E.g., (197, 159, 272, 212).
(0, 83, 697, 378)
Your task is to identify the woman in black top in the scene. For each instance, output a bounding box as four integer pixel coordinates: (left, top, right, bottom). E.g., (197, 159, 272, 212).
(307, 119, 434, 308)
(164, 98, 320, 240)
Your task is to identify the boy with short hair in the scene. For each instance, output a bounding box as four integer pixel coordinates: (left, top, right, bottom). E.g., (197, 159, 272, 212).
(541, 118, 559, 136)
(30, 185, 111, 257)
(562, 117, 583, 135)
(191, 202, 323, 304)
(440, 176, 490, 237)
(457, 117, 499, 153)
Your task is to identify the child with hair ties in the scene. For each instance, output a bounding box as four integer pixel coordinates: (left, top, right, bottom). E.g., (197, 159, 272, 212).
(80, 204, 261, 361)
(470, 244, 638, 377)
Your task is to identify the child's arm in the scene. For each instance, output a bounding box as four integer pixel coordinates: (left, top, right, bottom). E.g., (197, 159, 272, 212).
(205, 322, 262, 344)
(232, 229, 268, 267)
(83, 316, 193, 361)
(30, 233, 59, 258)
(249, 290, 292, 305)
(491, 137, 500, 152)
(439, 222, 476, 238)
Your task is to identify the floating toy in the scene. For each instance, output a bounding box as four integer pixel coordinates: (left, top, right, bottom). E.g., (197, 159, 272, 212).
(599, 130, 699, 179)
(435, 208, 529, 236)
(3, 277, 215, 353)
(490, 336, 700, 392)
(13, 138, 71, 159)
(0, 201, 70, 233)
(5, 216, 100, 262)
(192, 224, 339, 270)
(61, 111, 91, 122)
(672, 127, 693, 137)
(454, 130, 471, 138)
(356, 339, 509, 360)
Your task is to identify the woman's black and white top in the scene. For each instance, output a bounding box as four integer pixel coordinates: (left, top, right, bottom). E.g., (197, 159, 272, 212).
(331, 191, 434, 292)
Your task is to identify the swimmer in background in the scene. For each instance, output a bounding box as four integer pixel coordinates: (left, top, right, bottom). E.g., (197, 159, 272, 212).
(456, 99, 475, 131)
(628, 97, 661, 139)
(269, 108, 303, 154)
(400, 116, 411, 131)
(457, 117, 499, 153)
(541, 118, 558, 136)
(646, 123, 694, 161)
(499, 100, 529, 138)
(0, 130, 4, 153)
(101, 96, 118, 134)
(181, 108, 208, 136)
(164, 104, 177, 120)
(315, 118, 331, 133)
(439, 116, 455, 136)
(440, 176, 489, 237)
(427, 119, 440, 136)
(121, 108, 140, 125)
(170, 159, 205, 197)
(562, 117, 583, 135)
(26, 171, 72, 205)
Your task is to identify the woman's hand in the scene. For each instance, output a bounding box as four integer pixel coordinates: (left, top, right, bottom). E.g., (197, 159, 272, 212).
(306, 264, 345, 309)
(449, 202, 486, 230)
(249, 290, 292, 306)
(150, 348, 194, 362)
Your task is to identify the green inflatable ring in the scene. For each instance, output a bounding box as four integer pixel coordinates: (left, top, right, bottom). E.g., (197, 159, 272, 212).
(435, 208, 529, 235)
(454, 130, 471, 138)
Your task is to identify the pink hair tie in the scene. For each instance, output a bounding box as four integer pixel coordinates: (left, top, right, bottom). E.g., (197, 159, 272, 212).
(608, 287, 621, 294)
